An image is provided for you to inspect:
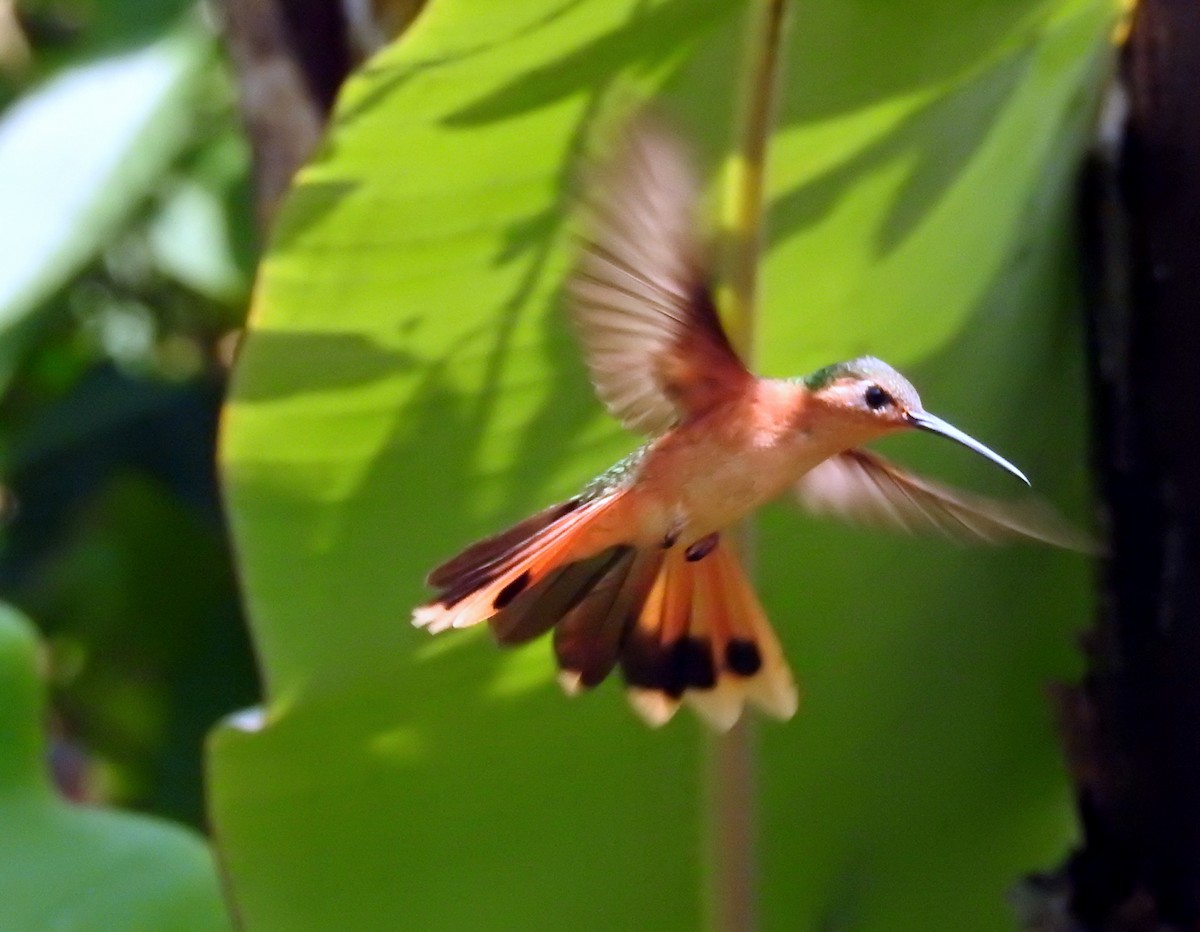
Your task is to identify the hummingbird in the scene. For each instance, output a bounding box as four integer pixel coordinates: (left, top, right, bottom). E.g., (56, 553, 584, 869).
(413, 115, 1087, 731)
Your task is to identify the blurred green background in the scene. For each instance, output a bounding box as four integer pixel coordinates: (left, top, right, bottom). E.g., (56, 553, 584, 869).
(0, 0, 256, 827)
(0, 0, 1115, 929)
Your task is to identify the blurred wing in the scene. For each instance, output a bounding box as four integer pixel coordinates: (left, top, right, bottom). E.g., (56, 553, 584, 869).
(796, 449, 1094, 551)
(569, 115, 753, 436)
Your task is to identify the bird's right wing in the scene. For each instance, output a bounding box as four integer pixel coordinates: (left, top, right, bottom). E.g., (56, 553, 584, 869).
(569, 115, 754, 436)
(795, 449, 1094, 551)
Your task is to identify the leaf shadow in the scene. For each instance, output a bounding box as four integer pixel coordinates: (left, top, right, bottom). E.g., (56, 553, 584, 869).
(441, 0, 730, 128)
(769, 42, 1034, 260)
(267, 180, 361, 256)
(335, 0, 594, 128)
(230, 330, 419, 404)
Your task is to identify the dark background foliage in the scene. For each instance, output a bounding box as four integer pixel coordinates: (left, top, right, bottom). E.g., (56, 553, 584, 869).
(0, 0, 257, 824)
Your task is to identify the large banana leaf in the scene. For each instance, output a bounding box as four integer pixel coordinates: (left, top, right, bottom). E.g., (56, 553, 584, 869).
(212, 0, 1113, 928)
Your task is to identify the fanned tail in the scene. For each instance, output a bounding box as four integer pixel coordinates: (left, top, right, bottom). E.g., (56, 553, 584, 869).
(416, 512, 798, 730)
(618, 539, 799, 730)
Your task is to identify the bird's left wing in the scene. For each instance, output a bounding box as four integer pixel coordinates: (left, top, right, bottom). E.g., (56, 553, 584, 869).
(569, 115, 753, 436)
(795, 449, 1093, 551)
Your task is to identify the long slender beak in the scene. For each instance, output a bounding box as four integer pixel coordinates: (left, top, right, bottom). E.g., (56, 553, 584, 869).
(906, 411, 1030, 486)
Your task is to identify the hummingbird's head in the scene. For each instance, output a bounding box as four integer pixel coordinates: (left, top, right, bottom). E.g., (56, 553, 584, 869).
(801, 356, 1029, 485)
(803, 356, 920, 429)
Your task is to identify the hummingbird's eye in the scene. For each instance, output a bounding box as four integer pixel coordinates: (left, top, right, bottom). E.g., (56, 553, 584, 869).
(864, 385, 892, 410)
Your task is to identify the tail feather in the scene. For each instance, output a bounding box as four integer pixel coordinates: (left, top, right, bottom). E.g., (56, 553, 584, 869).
(709, 546, 799, 721)
(682, 557, 744, 731)
(621, 554, 713, 725)
(620, 556, 684, 726)
(554, 547, 660, 690)
(413, 497, 615, 633)
(427, 500, 582, 589)
(415, 508, 799, 730)
(619, 541, 799, 730)
(432, 502, 590, 610)
(490, 550, 621, 645)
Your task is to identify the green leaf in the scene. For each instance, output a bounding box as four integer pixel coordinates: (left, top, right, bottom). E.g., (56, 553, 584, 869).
(0, 11, 212, 388)
(213, 0, 1114, 928)
(0, 605, 230, 930)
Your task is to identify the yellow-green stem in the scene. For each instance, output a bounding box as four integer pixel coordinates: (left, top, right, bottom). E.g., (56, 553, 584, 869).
(705, 2, 789, 931)
(717, 0, 788, 359)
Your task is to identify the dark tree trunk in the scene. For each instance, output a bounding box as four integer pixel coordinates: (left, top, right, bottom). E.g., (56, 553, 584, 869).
(1054, 2, 1200, 928)
(220, 0, 354, 230)
(219, 1, 425, 230)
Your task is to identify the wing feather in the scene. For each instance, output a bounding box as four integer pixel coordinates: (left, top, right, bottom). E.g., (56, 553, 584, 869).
(796, 449, 1094, 551)
(569, 115, 753, 435)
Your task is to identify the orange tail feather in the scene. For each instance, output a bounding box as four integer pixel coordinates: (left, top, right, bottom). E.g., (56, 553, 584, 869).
(416, 512, 798, 730)
(621, 540, 799, 730)
(413, 494, 622, 634)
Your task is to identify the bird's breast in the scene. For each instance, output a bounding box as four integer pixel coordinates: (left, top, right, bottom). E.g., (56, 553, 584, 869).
(628, 407, 831, 545)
